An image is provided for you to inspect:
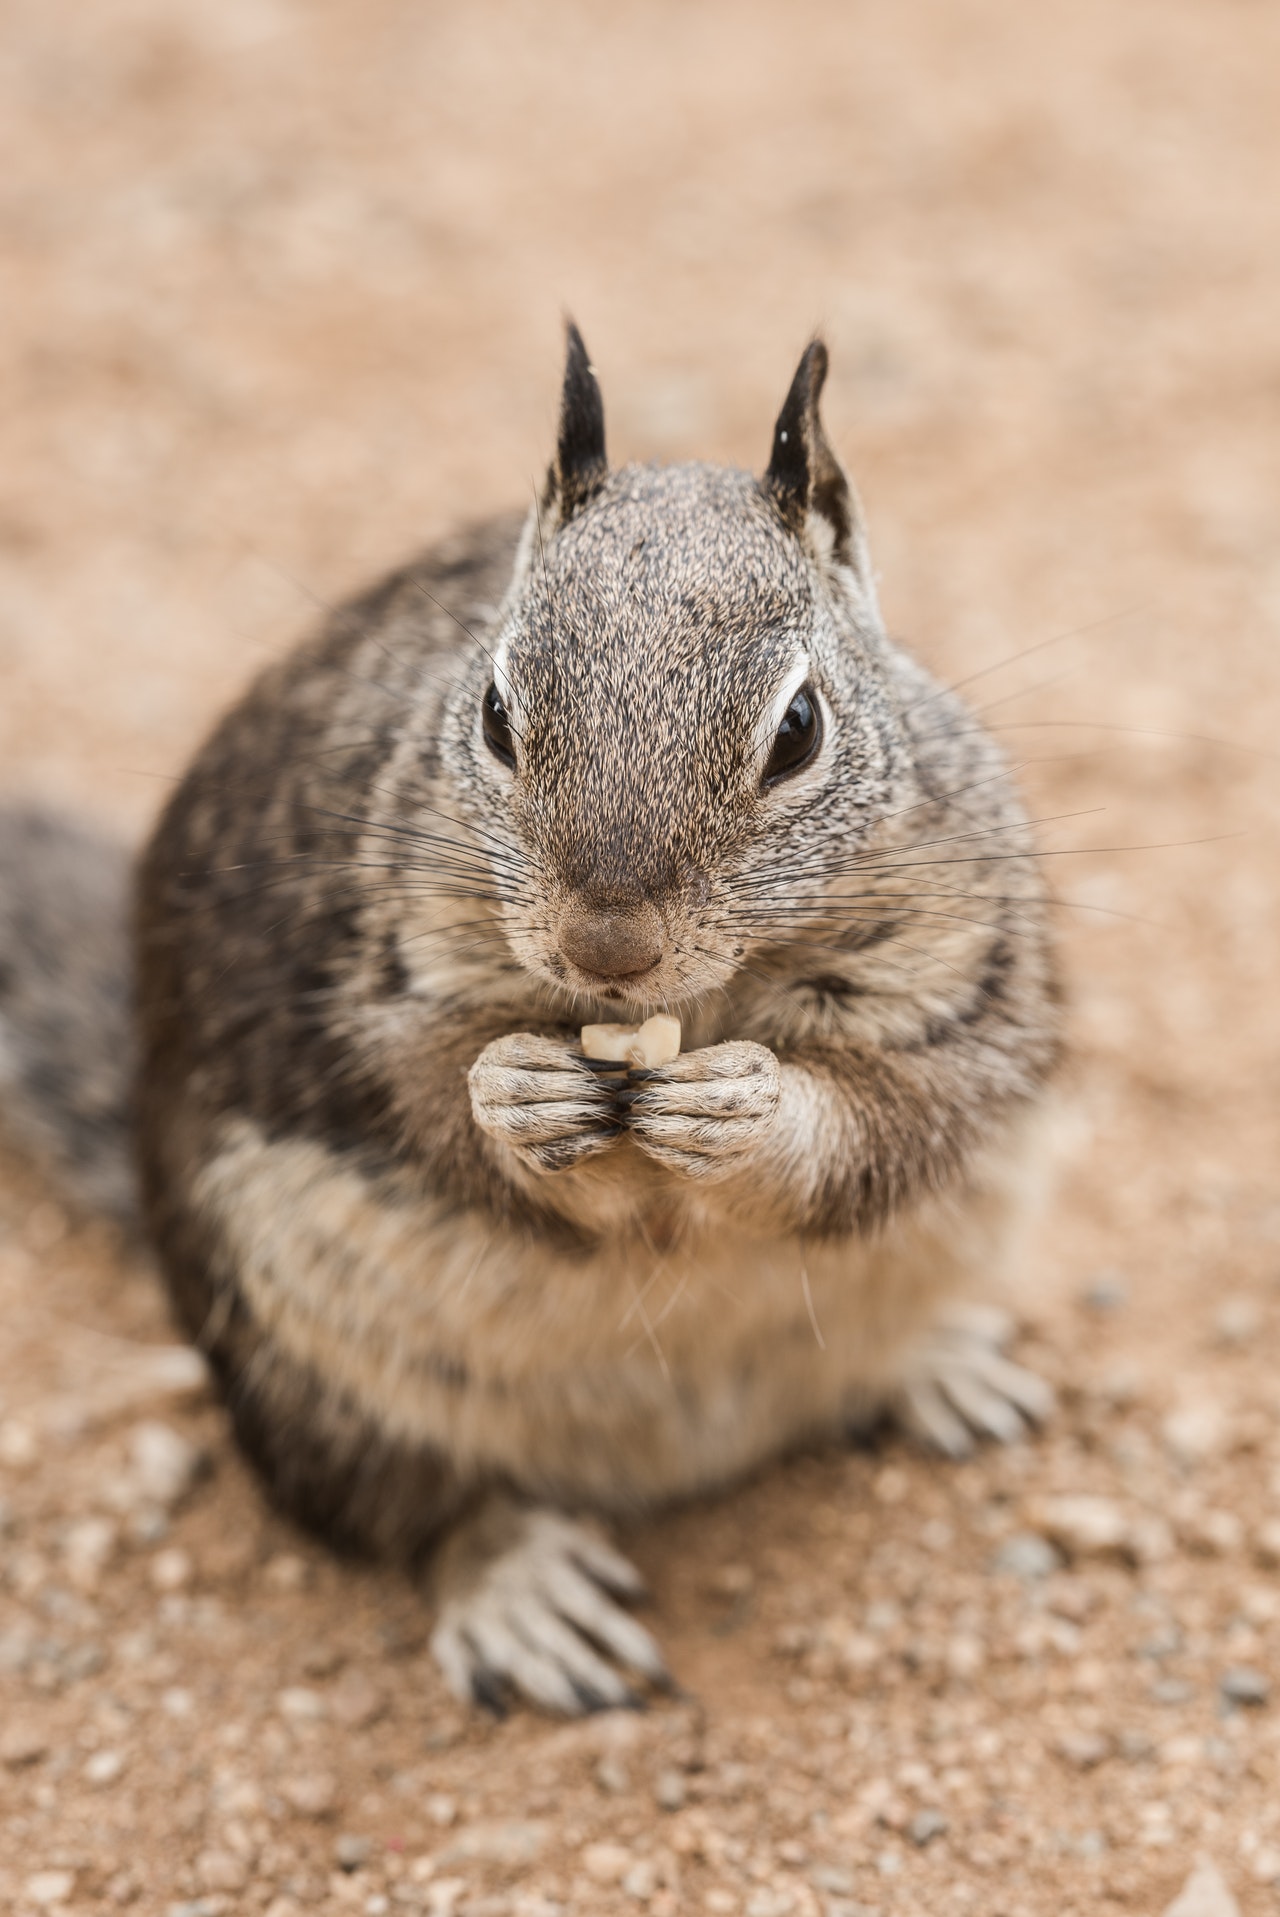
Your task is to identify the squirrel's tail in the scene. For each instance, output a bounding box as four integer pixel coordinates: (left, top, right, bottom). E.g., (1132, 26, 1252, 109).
(0, 805, 137, 1224)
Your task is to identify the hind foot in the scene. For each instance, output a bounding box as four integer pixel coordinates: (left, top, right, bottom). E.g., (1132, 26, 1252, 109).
(893, 1302, 1055, 1457)
(429, 1497, 671, 1716)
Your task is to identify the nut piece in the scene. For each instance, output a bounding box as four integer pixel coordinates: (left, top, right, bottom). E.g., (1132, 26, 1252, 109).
(580, 1014, 682, 1068)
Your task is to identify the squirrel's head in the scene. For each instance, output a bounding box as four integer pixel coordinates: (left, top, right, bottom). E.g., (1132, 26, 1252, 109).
(445, 324, 908, 1012)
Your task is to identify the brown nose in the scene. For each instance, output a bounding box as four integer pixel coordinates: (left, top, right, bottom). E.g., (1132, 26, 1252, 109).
(558, 902, 664, 980)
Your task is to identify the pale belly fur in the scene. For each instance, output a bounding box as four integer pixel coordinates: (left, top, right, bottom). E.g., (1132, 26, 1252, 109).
(193, 1117, 1044, 1509)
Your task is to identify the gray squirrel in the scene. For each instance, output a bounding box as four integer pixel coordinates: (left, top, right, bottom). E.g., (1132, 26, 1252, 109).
(0, 327, 1060, 1714)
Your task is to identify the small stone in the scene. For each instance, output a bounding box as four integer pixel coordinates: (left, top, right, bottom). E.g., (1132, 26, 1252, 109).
(128, 1422, 205, 1508)
(438, 1820, 548, 1867)
(945, 1632, 986, 1680)
(262, 1552, 309, 1591)
(1152, 1678, 1195, 1706)
(908, 1809, 948, 1847)
(335, 1833, 372, 1872)
(331, 1669, 385, 1729)
(1, 1722, 48, 1767)
(425, 1793, 458, 1827)
(196, 1849, 250, 1893)
(595, 1754, 630, 1793)
(280, 1770, 339, 1818)
(654, 1768, 686, 1811)
(150, 1547, 194, 1592)
(1179, 1507, 1243, 1556)
(1082, 1271, 1128, 1312)
(1162, 1860, 1241, 1917)
(709, 1562, 754, 1598)
(1249, 1846, 1280, 1885)
(85, 1748, 126, 1785)
(622, 1859, 657, 1899)
(277, 1686, 327, 1721)
(1219, 1666, 1270, 1708)
(1162, 1401, 1227, 1468)
(1213, 1299, 1260, 1346)
(581, 1841, 632, 1885)
(993, 1533, 1060, 1580)
(63, 1515, 118, 1591)
(1055, 1731, 1110, 1769)
(0, 1419, 38, 1468)
(1253, 1519, 1280, 1567)
(1032, 1496, 1133, 1561)
(809, 1868, 855, 1896)
(24, 1872, 76, 1907)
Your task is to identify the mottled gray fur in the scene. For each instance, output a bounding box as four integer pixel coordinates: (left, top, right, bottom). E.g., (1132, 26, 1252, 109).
(0, 332, 1061, 1714)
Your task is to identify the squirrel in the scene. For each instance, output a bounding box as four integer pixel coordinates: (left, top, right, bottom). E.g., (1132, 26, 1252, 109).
(0, 326, 1060, 1715)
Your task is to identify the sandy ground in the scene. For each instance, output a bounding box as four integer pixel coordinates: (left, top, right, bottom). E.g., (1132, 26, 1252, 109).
(3, 1, 1280, 1912)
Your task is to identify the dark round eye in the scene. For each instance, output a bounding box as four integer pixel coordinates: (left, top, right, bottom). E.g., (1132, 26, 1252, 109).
(763, 683, 822, 785)
(482, 681, 516, 769)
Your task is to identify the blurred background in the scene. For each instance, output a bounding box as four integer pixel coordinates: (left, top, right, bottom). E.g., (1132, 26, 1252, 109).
(3, 2, 1280, 1912)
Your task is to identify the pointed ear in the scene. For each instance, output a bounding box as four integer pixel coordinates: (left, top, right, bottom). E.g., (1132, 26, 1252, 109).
(764, 339, 876, 607)
(543, 319, 608, 527)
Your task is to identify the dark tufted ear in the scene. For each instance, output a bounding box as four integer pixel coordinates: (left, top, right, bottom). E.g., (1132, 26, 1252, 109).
(764, 339, 857, 568)
(544, 320, 608, 527)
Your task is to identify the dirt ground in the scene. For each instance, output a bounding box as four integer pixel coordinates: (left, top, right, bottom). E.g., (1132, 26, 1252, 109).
(3, 1, 1280, 1912)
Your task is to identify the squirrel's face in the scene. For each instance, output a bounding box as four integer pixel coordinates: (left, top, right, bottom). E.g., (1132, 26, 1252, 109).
(441, 334, 906, 1012)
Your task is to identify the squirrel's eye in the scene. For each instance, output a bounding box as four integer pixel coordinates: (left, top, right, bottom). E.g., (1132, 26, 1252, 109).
(763, 683, 822, 786)
(482, 681, 516, 769)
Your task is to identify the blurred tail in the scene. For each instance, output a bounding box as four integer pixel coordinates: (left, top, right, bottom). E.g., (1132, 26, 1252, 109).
(0, 805, 137, 1223)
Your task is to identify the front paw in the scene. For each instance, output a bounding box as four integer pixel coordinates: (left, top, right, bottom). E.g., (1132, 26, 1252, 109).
(469, 1033, 620, 1174)
(624, 1040, 780, 1180)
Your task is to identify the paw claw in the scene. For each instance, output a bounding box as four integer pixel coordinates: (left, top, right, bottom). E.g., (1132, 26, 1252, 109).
(432, 1508, 670, 1718)
(895, 1308, 1052, 1457)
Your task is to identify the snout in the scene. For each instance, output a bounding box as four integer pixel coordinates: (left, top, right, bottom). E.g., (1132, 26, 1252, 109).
(557, 900, 665, 982)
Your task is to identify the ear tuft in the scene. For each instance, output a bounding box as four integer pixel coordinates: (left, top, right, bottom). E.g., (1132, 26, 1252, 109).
(547, 320, 608, 526)
(764, 338, 855, 565)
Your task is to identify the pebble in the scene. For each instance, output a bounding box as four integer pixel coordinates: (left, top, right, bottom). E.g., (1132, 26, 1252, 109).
(150, 1546, 194, 1592)
(1162, 1401, 1227, 1468)
(196, 1849, 250, 1893)
(331, 1669, 385, 1729)
(993, 1532, 1060, 1580)
(278, 1686, 327, 1721)
(262, 1553, 310, 1591)
(1162, 1860, 1241, 1917)
(84, 1748, 126, 1785)
(24, 1872, 76, 1907)
(581, 1841, 632, 1884)
(1219, 1666, 1270, 1708)
(335, 1833, 372, 1871)
(1, 1722, 49, 1766)
(62, 1515, 118, 1591)
(280, 1770, 339, 1818)
(1031, 1496, 1133, 1561)
(425, 1792, 458, 1827)
(623, 1860, 657, 1899)
(908, 1809, 948, 1847)
(1082, 1270, 1128, 1312)
(1253, 1519, 1280, 1568)
(1055, 1731, 1110, 1769)
(654, 1768, 687, 1811)
(595, 1753, 630, 1794)
(128, 1421, 205, 1508)
(1213, 1299, 1260, 1347)
(438, 1820, 548, 1867)
(0, 1418, 38, 1468)
(1179, 1508, 1243, 1556)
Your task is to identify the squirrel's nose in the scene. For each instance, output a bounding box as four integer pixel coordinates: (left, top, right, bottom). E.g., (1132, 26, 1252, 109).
(558, 902, 664, 980)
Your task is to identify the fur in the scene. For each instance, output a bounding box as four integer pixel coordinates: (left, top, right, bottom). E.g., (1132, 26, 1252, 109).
(3, 330, 1062, 1710)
